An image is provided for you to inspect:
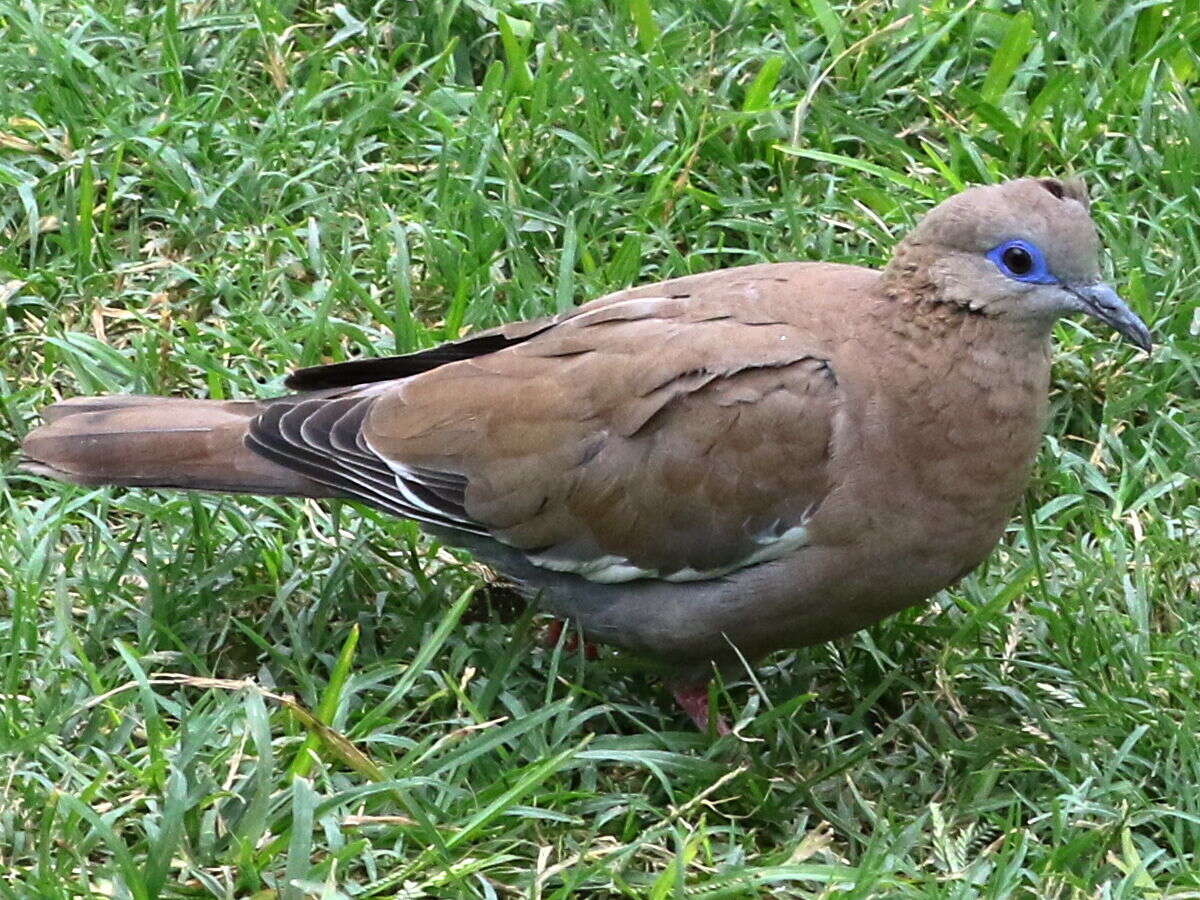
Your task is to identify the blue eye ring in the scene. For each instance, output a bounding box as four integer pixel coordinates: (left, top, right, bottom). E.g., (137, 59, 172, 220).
(986, 239, 1057, 284)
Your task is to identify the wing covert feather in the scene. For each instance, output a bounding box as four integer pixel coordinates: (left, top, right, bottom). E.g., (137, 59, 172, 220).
(363, 292, 841, 581)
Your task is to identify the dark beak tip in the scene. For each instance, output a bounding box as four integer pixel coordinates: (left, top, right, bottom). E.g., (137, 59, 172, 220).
(1069, 282, 1152, 356)
(1123, 317, 1153, 354)
(1118, 324, 1152, 355)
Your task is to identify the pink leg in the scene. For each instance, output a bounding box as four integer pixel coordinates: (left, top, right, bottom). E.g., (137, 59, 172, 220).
(540, 618, 600, 660)
(542, 618, 566, 648)
(671, 682, 730, 735)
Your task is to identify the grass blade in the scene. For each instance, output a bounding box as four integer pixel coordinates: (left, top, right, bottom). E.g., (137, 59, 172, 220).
(981, 10, 1035, 106)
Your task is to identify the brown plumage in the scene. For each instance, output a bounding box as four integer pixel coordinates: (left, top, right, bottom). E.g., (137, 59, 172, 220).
(19, 177, 1151, 731)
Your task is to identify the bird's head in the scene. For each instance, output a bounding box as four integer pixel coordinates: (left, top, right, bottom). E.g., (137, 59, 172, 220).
(888, 176, 1151, 351)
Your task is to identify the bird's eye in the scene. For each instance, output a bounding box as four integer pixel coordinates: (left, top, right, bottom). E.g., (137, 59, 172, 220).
(986, 239, 1055, 284)
(1001, 245, 1032, 275)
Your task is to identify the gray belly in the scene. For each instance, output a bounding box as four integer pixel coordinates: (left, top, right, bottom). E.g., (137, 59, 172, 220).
(434, 523, 989, 676)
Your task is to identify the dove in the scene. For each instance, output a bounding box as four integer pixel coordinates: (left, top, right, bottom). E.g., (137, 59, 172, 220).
(19, 177, 1151, 732)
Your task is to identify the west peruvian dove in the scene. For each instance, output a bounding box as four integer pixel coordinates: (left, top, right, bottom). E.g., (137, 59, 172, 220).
(19, 177, 1151, 731)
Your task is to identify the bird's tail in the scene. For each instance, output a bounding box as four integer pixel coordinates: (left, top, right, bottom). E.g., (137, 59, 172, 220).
(18, 395, 339, 498)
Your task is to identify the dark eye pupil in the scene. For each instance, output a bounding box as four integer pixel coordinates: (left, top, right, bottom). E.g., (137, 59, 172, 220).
(1002, 245, 1033, 275)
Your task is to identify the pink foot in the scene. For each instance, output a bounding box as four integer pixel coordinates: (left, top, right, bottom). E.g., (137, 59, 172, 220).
(542, 617, 566, 648)
(671, 683, 730, 735)
(540, 618, 599, 659)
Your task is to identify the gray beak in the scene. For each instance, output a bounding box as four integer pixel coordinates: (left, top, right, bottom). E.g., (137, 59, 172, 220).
(1064, 282, 1152, 352)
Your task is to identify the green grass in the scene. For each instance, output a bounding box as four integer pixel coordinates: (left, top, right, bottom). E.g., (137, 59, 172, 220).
(1, 0, 1198, 895)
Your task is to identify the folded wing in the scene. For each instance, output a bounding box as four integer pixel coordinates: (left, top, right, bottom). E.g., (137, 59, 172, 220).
(250, 280, 841, 584)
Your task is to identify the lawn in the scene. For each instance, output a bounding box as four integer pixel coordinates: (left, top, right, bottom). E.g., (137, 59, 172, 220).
(2, 0, 1199, 896)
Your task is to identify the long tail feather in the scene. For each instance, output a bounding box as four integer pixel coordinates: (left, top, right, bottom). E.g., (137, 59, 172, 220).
(18, 395, 341, 498)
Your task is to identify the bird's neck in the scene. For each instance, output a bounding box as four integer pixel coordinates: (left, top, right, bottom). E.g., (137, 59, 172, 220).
(863, 286, 1053, 530)
(879, 242, 1057, 348)
(880, 239, 942, 307)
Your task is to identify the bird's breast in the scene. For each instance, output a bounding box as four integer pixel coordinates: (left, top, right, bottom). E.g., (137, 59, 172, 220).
(830, 325, 1052, 589)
